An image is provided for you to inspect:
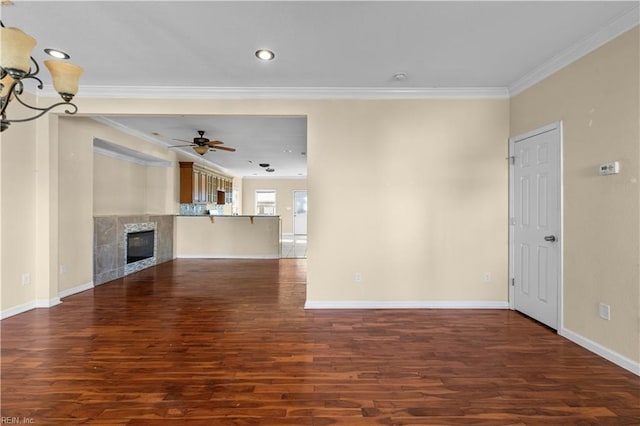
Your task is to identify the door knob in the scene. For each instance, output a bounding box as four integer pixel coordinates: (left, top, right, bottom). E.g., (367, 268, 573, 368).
(544, 235, 556, 242)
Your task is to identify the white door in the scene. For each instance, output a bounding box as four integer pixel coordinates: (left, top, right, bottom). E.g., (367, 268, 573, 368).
(510, 123, 561, 329)
(293, 190, 307, 235)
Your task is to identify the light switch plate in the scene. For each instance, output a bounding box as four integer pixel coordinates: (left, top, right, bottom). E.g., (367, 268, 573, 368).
(599, 303, 611, 320)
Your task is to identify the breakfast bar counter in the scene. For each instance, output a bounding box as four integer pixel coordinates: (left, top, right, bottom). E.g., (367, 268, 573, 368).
(175, 215, 280, 259)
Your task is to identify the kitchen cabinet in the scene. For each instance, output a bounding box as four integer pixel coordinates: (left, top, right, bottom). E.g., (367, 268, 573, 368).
(179, 162, 195, 203)
(179, 162, 232, 204)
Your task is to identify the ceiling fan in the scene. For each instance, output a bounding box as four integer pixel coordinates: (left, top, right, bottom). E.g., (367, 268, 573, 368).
(169, 130, 237, 156)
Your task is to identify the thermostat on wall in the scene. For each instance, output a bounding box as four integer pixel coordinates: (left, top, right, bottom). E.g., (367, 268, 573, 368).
(599, 161, 620, 176)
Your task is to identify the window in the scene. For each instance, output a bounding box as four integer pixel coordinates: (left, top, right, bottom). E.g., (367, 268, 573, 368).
(255, 190, 276, 216)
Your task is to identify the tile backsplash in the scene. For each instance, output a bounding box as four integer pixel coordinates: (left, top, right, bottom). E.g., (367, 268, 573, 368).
(179, 203, 224, 215)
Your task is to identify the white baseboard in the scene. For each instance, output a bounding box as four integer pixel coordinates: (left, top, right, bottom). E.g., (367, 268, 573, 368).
(59, 281, 94, 299)
(560, 327, 640, 376)
(177, 254, 280, 259)
(304, 300, 509, 309)
(1, 297, 62, 320)
(1, 301, 37, 320)
(36, 297, 61, 308)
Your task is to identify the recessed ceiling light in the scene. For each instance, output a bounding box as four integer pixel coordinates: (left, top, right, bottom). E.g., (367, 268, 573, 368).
(393, 72, 408, 81)
(248, 160, 254, 164)
(255, 49, 275, 61)
(266, 168, 275, 173)
(44, 48, 70, 60)
(151, 131, 161, 136)
(259, 163, 270, 168)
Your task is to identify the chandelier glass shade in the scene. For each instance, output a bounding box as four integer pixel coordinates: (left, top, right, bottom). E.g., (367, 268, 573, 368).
(0, 21, 83, 132)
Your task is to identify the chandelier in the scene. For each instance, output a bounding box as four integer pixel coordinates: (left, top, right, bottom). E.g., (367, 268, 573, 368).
(0, 20, 83, 132)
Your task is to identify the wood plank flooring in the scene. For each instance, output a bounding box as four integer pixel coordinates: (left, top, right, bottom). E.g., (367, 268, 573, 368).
(1, 259, 638, 425)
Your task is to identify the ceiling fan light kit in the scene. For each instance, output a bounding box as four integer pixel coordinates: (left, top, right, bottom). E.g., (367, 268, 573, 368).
(0, 19, 83, 132)
(393, 72, 408, 81)
(193, 145, 209, 155)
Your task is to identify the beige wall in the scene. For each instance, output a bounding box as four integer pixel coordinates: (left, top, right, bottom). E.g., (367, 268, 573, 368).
(1, 99, 38, 312)
(307, 99, 509, 304)
(94, 154, 148, 215)
(242, 178, 307, 234)
(58, 117, 93, 293)
(94, 155, 177, 216)
(147, 165, 179, 214)
(176, 216, 280, 258)
(510, 27, 639, 363)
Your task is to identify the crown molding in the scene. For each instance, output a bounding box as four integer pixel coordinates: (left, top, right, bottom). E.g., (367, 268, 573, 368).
(41, 85, 510, 100)
(509, 6, 640, 97)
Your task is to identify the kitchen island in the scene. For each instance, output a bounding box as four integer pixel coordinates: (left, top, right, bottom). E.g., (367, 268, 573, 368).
(175, 215, 280, 259)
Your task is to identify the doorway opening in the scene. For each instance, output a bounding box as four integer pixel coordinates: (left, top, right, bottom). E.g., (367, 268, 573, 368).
(280, 190, 308, 258)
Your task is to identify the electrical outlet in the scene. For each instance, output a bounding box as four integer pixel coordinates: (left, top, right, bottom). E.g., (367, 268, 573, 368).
(483, 272, 491, 283)
(599, 161, 620, 176)
(599, 303, 611, 320)
(21, 273, 30, 286)
(354, 272, 362, 283)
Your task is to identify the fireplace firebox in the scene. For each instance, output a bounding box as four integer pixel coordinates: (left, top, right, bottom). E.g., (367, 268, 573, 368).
(126, 230, 155, 264)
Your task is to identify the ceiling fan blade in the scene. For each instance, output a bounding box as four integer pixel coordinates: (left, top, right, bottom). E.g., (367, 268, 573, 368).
(172, 138, 193, 144)
(212, 146, 236, 152)
(206, 140, 224, 146)
(168, 144, 195, 148)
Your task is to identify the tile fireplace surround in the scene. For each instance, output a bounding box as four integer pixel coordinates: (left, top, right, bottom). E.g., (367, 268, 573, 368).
(94, 215, 174, 286)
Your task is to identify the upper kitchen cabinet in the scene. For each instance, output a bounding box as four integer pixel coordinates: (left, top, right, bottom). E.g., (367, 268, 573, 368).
(179, 162, 233, 204)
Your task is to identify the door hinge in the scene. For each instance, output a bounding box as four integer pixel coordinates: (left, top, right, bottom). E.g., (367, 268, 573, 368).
(511, 278, 515, 287)
(507, 156, 516, 165)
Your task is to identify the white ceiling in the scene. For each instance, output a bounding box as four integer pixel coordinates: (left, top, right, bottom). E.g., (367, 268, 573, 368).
(96, 115, 308, 177)
(3, 1, 638, 176)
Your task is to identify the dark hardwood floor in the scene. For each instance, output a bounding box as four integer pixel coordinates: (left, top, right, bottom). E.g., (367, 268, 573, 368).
(1, 259, 638, 425)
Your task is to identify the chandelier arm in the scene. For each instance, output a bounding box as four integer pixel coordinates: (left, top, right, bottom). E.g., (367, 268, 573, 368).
(21, 74, 45, 91)
(20, 75, 44, 90)
(5, 92, 78, 124)
(27, 57, 42, 85)
(0, 80, 19, 119)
